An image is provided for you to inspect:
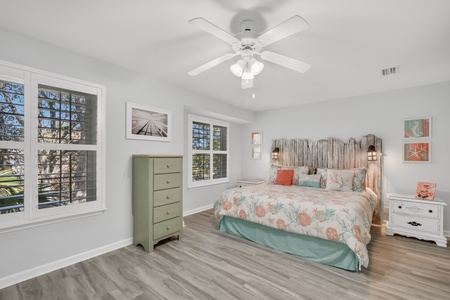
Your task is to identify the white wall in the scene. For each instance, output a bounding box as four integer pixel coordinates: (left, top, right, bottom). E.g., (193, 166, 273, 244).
(1, 24, 449, 286)
(241, 81, 450, 232)
(0, 28, 253, 283)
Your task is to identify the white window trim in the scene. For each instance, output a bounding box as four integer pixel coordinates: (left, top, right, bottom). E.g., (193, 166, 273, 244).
(188, 114, 229, 188)
(0, 59, 106, 233)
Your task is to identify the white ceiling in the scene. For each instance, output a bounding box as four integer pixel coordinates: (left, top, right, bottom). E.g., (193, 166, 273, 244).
(1, 0, 450, 111)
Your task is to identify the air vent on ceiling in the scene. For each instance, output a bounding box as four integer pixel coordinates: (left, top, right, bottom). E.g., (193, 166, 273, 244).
(381, 66, 399, 76)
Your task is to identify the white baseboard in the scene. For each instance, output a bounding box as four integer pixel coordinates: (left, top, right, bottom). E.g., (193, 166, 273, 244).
(183, 204, 213, 217)
(444, 230, 450, 238)
(0, 238, 133, 290)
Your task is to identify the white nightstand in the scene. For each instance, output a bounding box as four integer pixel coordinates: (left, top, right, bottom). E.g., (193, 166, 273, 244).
(386, 193, 447, 247)
(236, 179, 266, 188)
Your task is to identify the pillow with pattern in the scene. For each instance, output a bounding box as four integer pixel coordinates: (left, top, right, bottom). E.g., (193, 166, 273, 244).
(316, 168, 328, 188)
(291, 166, 309, 185)
(270, 165, 309, 184)
(352, 168, 367, 192)
(325, 169, 354, 191)
(297, 174, 321, 188)
(269, 164, 281, 183)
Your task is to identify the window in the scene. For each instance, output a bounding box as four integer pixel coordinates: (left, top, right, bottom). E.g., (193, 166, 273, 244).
(251, 131, 262, 159)
(188, 114, 229, 188)
(0, 61, 105, 232)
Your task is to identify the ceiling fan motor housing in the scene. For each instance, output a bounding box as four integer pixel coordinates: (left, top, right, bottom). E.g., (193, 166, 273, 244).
(232, 37, 262, 56)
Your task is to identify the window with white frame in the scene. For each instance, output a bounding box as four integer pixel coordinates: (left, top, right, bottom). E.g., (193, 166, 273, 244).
(0, 61, 105, 232)
(188, 114, 229, 188)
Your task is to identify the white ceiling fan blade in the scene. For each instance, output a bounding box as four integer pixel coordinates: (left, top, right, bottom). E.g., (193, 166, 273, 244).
(189, 18, 239, 45)
(260, 51, 310, 73)
(242, 79, 253, 89)
(257, 15, 309, 46)
(188, 53, 237, 76)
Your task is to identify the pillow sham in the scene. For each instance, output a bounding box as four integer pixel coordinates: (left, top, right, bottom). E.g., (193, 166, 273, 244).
(352, 168, 367, 192)
(274, 169, 294, 186)
(269, 164, 280, 183)
(316, 168, 328, 188)
(292, 166, 309, 185)
(325, 169, 354, 191)
(297, 174, 322, 188)
(269, 165, 309, 184)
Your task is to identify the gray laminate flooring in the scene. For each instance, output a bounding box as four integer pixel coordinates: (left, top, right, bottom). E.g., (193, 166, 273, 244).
(1, 210, 450, 300)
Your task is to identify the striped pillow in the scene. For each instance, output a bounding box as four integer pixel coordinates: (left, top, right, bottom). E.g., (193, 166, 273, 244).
(297, 174, 322, 188)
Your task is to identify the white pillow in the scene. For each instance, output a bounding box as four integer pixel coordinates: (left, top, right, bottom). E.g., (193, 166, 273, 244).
(325, 169, 354, 192)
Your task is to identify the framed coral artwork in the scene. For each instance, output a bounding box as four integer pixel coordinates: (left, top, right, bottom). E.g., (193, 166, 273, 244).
(403, 142, 431, 163)
(403, 117, 431, 139)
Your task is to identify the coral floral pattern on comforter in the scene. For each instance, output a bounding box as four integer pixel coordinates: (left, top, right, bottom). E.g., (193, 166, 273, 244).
(213, 184, 377, 268)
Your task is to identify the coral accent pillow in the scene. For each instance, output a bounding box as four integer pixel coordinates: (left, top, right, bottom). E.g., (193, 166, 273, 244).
(274, 169, 294, 186)
(325, 169, 354, 191)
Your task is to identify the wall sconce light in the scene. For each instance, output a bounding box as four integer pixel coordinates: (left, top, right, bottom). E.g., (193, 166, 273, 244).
(367, 145, 377, 161)
(272, 147, 280, 160)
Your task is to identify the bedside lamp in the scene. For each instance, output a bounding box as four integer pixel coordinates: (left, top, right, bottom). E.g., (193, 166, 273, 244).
(367, 145, 377, 161)
(272, 147, 280, 160)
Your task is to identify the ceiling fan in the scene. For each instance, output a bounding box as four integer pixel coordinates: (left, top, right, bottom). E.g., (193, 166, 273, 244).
(188, 15, 311, 89)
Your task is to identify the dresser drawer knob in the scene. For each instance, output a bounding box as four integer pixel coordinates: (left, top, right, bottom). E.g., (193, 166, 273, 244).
(166, 180, 170, 184)
(166, 210, 170, 215)
(428, 209, 433, 213)
(398, 205, 402, 209)
(166, 164, 170, 168)
(166, 226, 171, 230)
(407, 221, 422, 227)
(166, 195, 170, 199)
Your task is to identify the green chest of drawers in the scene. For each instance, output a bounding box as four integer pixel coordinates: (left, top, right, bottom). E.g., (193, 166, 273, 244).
(132, 155, 183, 252)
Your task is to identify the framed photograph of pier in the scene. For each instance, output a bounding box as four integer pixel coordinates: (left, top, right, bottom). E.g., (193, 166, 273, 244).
(126, 102, 171, 141)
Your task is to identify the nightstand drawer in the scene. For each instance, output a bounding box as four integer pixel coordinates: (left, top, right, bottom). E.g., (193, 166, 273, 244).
(154, 158, 182, 174)
(154, 202, 182, 223)
(392, 200, 439, 219)
(154, 217, 181, 240)
(154, 173, 181, 190)
(391, 214, 440, 235)
(154, 188, 181, 207)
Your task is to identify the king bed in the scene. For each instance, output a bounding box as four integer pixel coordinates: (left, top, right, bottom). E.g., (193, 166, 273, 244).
(213, 134, 382, 271)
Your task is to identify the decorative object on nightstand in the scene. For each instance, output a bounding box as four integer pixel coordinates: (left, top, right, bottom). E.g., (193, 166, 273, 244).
(415, 182, 436, 200)
(132, 155, 183, 252)
(236, 179, 266, 188)
(386, 193, 447, 247)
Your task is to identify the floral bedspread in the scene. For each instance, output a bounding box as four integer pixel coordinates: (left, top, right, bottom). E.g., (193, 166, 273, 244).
(213, 184, 377, 268)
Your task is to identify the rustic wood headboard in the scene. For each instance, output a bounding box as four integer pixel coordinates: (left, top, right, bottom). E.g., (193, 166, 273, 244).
(271, 134, 382, 225)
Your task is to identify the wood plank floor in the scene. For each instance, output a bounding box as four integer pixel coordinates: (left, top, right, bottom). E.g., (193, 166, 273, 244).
(2, 209, 450, 300)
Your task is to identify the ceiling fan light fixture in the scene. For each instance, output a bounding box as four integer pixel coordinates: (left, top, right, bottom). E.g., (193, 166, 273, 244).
(230, 59, 245, 77)
(241, 69, 254, 80)
(249, 58, 264, 75)
(241, 62, 254, 80)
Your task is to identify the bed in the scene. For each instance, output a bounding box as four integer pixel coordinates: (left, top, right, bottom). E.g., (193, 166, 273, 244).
(214, 134, 382, 271)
